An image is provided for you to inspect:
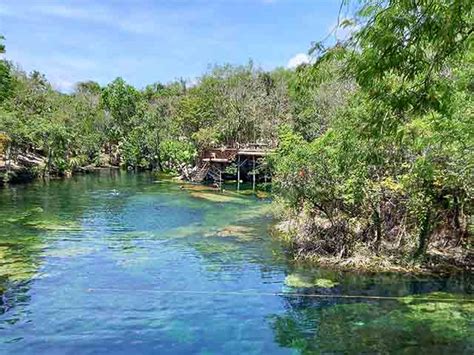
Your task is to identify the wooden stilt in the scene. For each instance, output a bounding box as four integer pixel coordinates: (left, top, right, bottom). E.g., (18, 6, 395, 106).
(237, 155, 240, 191)
(219, 169, 222, 191)
(252, 156, 256, 192)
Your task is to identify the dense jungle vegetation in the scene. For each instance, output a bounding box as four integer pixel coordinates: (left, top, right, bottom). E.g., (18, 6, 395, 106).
(0, 0, 472, 270)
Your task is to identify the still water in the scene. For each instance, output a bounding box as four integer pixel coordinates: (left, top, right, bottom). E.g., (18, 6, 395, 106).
(0, 171, 472, 354)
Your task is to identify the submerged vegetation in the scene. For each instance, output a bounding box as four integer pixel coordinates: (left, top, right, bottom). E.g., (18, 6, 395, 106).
(0, 172, 470, 353)
(0, 0, 473, 271)
(284, 273, 339, 289)
(272, 292, 473, 353)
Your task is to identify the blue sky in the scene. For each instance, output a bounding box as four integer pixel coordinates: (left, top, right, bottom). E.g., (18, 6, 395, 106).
(0, 0, 341, 92)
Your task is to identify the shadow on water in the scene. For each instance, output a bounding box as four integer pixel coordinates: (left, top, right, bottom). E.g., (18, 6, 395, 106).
(270, 267, 473, 353)
(271, 292, 473, 353)
(0, 170, 471, 353)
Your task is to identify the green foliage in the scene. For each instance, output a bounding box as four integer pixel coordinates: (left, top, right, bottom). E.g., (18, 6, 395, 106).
(0, 35, 4, 54)
(272, 0, 474, 262)
(74, 80, 102, 95)
(101, 77, 141, 143)
(1, 25, 295, 180)
(0, 61, 12, 104)
(0, 36, 13, 104)
(289, 47, 354, 140)
(159, 140, 196, 172)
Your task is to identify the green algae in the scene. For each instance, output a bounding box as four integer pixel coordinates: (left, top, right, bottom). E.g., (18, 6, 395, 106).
(400, 291, 472, 303)
(0, 172, 471, 354)
(203, 225, 258, 241)
(181, 183, 253, 204)
(24, 219, 82, 231)
(189, 191, 248, 204)
(4, 207, 44, 224)
(284, 273, 339, 288)
(0, 247, 39, 282)
(284, 274, 315, 288)
(313, 278, 339, 288)
(165, 220, 263, 243)
(0, 261, 38, 282)
(161, 195, 270, 243)
(272, 291, 474, 353)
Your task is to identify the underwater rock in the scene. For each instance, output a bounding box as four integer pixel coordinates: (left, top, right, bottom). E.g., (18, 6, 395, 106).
(284, 273, 339, 288)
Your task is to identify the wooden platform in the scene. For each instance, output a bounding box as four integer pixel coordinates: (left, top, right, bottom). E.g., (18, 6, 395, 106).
(201, 146, 274, 163)
(194, 143, 274, 190)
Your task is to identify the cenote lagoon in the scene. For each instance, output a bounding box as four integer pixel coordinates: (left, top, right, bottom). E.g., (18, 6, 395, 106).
(0, 171, 472, 354)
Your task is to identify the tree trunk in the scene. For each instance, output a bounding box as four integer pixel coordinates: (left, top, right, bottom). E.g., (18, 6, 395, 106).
(4, 142, 11, 183)
(415, 208, 432, 259)
(453, 194, 466, 247)
(44, 145, 52, 178)
(372, 204, 382, 254)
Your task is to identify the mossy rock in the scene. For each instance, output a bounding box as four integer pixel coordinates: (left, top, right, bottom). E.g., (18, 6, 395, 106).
(314, 278, 339, 288)
(4, 207, 44, 224)
(24, 220, 81, 231)
(205, 225, 255, 241)
(284, 273, 339, 289)
(189, 191, 246, 203)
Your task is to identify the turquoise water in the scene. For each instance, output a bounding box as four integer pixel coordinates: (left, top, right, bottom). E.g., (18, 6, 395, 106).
(0, 171, 472, 354)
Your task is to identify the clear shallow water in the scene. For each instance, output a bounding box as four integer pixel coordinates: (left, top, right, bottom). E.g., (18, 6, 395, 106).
(0, 171, 472, 354)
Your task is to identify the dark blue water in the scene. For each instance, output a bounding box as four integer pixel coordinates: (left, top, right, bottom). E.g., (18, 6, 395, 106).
(0, 171, 472, 354)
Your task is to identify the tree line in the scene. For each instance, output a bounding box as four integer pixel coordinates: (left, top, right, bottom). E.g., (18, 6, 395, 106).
(0, 54, 291, 177)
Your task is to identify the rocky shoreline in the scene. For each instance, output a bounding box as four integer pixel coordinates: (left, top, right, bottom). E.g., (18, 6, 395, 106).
(273, 219, 473, 275)
(0, 152, 121, 185)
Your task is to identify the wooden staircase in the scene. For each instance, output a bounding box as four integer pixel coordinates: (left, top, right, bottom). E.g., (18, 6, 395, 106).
(208, 165, 223, 188)
(192, 161, 210, 182)
(191, 161, 224, 188)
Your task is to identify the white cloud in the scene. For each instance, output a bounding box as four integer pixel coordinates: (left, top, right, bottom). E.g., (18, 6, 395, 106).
(286, 53, 310, 69)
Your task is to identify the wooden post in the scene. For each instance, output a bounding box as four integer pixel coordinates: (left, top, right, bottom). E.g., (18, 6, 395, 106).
(237, 155, 240, 191)
(252, 156, 256, 192)
(5, 142, 11, 183)
(219, 168, 222, 192)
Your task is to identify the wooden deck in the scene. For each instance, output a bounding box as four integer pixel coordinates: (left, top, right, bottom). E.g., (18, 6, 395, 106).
(193, 143, 274, 190)
(201, 146, 274, 163)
